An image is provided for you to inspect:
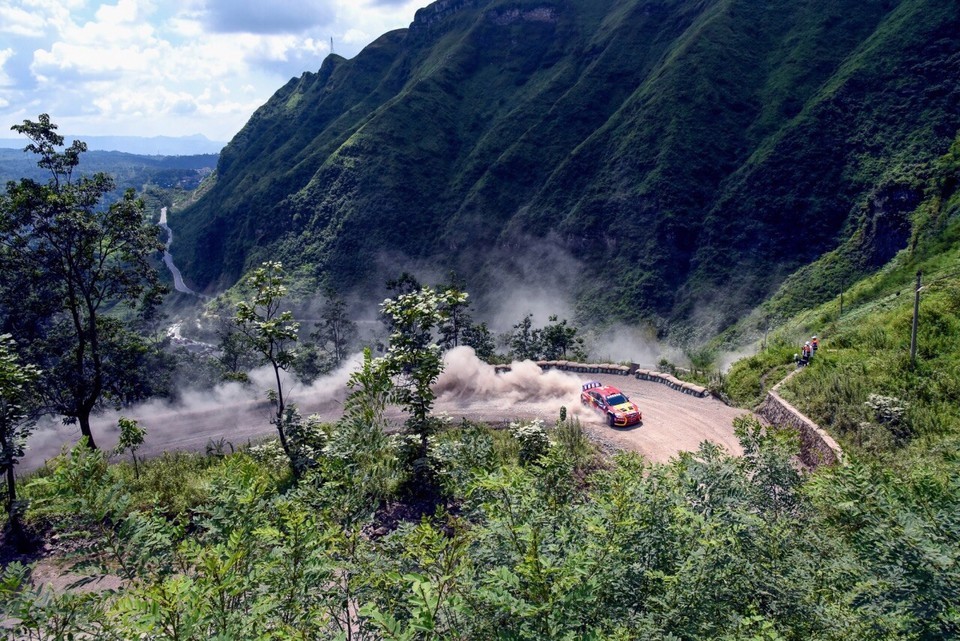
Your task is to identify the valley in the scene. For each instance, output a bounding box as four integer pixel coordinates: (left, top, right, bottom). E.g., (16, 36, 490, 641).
(158, 207, 198, 297)
(2, 1, 959, 638)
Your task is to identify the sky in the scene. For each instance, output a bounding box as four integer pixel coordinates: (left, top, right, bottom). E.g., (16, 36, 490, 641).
(0, 0, 426, 142)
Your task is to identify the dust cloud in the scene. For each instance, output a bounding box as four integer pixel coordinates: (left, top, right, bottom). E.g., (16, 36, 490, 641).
(583, 324, 668, 368)
(434, 346, 586, 420)
(20, 357, 362, 472)
(22, 345, 601, 472)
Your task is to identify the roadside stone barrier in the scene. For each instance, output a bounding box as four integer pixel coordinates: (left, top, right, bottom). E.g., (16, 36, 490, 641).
(756, 370, 844, 468)
(529, 360, 710, 398)
(633, 369, 709, 398)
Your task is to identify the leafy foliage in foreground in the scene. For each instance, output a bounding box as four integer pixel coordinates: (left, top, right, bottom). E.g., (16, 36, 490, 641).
(4, 415, 958, 639)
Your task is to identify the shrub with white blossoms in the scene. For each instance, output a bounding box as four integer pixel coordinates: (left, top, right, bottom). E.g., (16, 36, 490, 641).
(248, 439, 289, 467)
(510, 418, 551, 464)
(864, 393, 907, 426)
(428, 428, 496, 493)
(391, 432, 425, 463)
(864, 393, 911, 443)
(249, 408, 327, 472)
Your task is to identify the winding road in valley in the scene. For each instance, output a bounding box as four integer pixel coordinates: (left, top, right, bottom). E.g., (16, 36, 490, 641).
(158, 206, 197, 296)
(21, 355, 749, 471)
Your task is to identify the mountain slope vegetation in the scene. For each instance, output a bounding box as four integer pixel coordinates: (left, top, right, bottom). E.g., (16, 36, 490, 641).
(171, 0, 960, 337)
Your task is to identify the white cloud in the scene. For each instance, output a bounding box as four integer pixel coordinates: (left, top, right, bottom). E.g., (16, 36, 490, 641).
(0, 49, 13, 86)
(94, 0, 148, 24)
(200, 0, 335, 35)
(1, 0, 427, 140)
(0, 0, 85, 38)
(341, 28, 371, 45)
(0, 5, 47, 38)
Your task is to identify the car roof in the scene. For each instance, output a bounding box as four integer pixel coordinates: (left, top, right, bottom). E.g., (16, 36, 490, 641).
(584, 385, 623, 398)
(594, 385, 624, 397)
(581, 381, 626, 398)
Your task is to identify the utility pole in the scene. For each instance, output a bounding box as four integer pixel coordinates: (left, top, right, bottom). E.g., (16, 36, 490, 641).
(910, 270, 921, 366)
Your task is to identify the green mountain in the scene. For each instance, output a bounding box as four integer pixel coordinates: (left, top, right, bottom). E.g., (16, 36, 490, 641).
(171, 0, 960, 337)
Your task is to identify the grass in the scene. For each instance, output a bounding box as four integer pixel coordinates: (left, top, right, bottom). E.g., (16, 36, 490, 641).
(726, 237, 960, 458)
(721, 129, 960, 468)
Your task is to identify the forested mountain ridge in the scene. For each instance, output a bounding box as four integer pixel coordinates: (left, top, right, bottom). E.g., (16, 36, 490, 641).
(170, 0, 960, 336)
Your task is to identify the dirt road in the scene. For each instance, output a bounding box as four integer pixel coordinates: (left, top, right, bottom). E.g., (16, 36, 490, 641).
(431, 371, 748, 462)
(21, 352, 750, 471)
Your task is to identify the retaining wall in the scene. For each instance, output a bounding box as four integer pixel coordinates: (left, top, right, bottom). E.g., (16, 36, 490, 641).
(756, 372, 844, 468)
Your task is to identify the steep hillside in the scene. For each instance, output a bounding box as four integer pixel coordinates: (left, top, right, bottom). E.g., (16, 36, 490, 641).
(171, 0, 960, 337)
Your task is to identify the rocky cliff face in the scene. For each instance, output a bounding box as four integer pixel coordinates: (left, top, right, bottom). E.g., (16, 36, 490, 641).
(412, 0, 477, 29)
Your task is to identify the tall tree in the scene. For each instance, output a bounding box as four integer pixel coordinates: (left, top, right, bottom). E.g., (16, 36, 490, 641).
(311, 293, 357, 366)
(437, 272, 471, 350)
(378, 286, 465, 457)
(233, 262, 300, 464)
(510, 314, 543, 361)
(0, 334, 39, 550)
(462, 321, 496, 361)
(0, 115, 165, 449)
(438, 291, 471, 350)
(541, 315, 586, 360)
(385, 272, 422, 296)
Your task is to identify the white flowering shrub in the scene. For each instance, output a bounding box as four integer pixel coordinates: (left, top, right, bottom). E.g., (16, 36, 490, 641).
(248, 439, 288, 467)
(510, 418, 551, 465)
(429, 428, 496, 494)
(864, 393, 907, 425)
(284, 409, 328, 473)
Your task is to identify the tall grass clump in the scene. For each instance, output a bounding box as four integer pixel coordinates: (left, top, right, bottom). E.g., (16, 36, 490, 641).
(552, 416, 594, 468)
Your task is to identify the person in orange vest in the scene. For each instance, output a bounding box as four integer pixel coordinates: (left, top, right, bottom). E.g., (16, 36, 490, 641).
(811, 335, 819, 353)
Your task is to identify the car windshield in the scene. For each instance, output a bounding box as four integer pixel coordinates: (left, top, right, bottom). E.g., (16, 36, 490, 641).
(605, 393, 628, 406)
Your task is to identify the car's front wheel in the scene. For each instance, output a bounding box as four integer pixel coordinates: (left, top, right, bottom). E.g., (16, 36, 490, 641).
(607, 413, 615, 427)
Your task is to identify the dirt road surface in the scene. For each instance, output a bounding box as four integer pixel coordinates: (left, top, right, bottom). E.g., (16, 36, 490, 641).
(432, 373, 749, 462)
(22, 355, 749, 471)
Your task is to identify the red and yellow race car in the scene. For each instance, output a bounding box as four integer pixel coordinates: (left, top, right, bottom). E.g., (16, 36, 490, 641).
(580, 381, 642, 427)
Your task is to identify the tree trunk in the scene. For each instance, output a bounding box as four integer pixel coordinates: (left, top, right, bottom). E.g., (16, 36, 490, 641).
(3, 460, 14, 515)
(78, 411, 98, 449)
(5, 462, 29, 552)
(272, 362, 296, 472)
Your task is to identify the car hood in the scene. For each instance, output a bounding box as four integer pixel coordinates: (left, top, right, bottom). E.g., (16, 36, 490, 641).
(611, 402, 639, 414)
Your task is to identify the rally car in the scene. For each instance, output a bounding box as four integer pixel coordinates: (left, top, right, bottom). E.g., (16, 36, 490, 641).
(580, 381, 642, 427)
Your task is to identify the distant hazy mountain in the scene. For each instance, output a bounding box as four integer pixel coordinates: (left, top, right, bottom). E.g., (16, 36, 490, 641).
(0, 134, 226, 156)
(0, 148, 218, 202)
(170, 0, 960, 336)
